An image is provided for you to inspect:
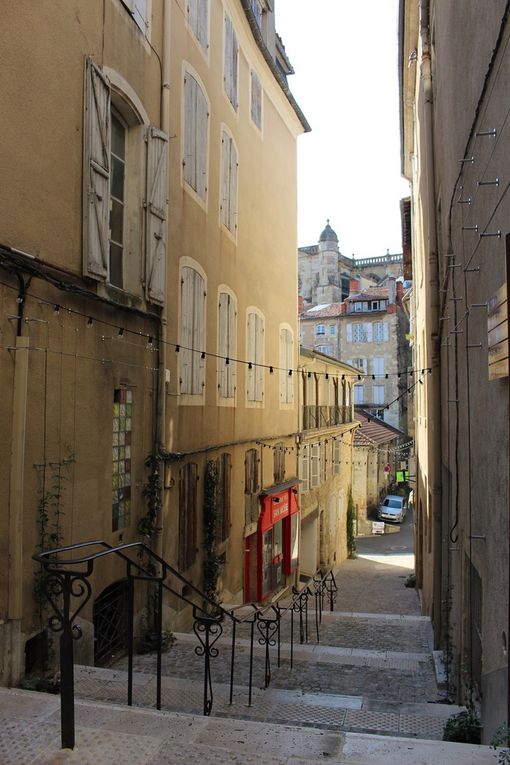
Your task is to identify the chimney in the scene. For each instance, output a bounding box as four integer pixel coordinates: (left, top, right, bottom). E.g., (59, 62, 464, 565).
(388, 277, 396, 305)
(396, 281, 404, 306)
(349, 277, 360, 296)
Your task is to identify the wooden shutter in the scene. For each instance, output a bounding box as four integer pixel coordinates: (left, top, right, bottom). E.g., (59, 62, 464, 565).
(255, 314, 264, 401)
(310, 443, 320, 488)
(183, 73, 197, 188)
(280, 328, 293, 403)
(188, 0, 198, 35)
(224, 14, 233, 99)
(146, 127, 168, 305)
(228, 138, 238, 232)
(247, 312, 256, 400)
(196, 83, 208, 200)
(384, 321, 390, 341)
(364, 322, 373, 342)
(333, 440, 341, 475)
(180, 267, 193, 393)
(198, 0, 208, 49)
(218, 292, 235, 398)
(83, 57, 110, 281)
(300, 446, 309, 492)
(192, 270, 205, 394)
(216, 453, 231, 542)
(220, 132, 229, 227)
(231, 27, 238, 109)
(346, 323, 352, 342)
(373, 357, 384, 376)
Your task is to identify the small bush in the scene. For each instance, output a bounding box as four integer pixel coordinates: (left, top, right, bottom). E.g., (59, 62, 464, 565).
(491, 723, 510, 764)
(442, 710, 481, 744)
(404, 573, 416, 588)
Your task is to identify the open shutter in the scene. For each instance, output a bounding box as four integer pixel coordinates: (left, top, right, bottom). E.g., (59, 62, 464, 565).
(192, 271, 205, 393)
(198, 0, 208, 49)
(231, 27, 239, 109)
(220, 132, 229, 227)
(310, 443, 320, 488)
(346, 323, 352, 342)
(247, 312, 256, 400)
(146, 127, 168, 305)
(255, 315, 264, 400)
(229, 138, 238, 232)
(333, 440, 341, 475)
(218, 292, 229, 397)
(83, 57, 110, 281)
(188, 0, 198, 34)
(224, 15, 233, 98)
(180, 267, 194, 394)
(227, 298, 236, 397)
(300, 446, 309, 492)
(183, 73, 197, 189)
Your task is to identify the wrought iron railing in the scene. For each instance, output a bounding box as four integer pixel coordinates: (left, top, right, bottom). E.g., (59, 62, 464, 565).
(303, 404, 351, 430)
(33, 540, 337, 750)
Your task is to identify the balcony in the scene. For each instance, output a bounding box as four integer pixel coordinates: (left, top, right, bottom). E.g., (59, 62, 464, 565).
(303, 405, 352, 430)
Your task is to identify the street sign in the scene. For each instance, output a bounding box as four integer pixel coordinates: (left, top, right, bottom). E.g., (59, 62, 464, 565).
(383, 463, 391, 473)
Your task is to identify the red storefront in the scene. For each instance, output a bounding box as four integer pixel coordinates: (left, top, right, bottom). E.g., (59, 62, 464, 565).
(244, 481, 300, 602)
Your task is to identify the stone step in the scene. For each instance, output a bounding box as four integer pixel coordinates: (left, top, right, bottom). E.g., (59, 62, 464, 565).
(74, 665, 458, 740)
(0, 687, 496, 764)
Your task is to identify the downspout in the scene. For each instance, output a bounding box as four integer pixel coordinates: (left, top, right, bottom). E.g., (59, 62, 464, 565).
(8, 274, 30, 684)
(419, 0, 443, 640)
(154, 0, 171, 563)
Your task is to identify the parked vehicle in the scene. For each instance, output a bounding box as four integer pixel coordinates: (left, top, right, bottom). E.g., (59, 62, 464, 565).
(377, 495, 407, 523)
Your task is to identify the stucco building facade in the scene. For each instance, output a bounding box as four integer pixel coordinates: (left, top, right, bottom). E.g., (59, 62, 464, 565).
(400, 0, 510, 739)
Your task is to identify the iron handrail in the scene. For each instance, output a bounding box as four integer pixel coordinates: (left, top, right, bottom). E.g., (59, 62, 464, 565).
(33, 539, 337, 751)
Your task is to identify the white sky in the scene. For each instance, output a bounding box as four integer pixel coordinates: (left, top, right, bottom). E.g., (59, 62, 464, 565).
(275, 0, 410, 258)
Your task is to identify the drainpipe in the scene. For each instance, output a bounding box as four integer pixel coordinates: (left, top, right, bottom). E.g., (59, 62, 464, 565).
(154, 0, 171, 564)
(8, 274, 30, 684)
(420, 0, 443, 641)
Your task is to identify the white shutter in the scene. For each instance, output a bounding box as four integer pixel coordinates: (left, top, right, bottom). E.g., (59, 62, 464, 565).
(310, 443, 320, 488)
(220, 132, 229, 227)
(218, 292, 229, 397)
(188, 0, 198, 35)
(183, 74, 196, 189)
(180, 268, 194, 393)
(198, 0, 208, 50)
(365, 323, 373, 342)
(280, 328, 293, 404)
(83, 58, 110, 280)
(333, 440, 341, 475)
(192, 270, 205, 393)
(229, 139, 238, 232)
(196, 84, 208, 200)
(247, 312, 256, 401)
(362, 358, 368, 375)
(146, 127, 168, 305)
(224, 15, 233, 99)
(231, 27, 238, 109)
(227, 297, 236, 397)
(346, 323, 352, 342)
(300, 446, 309, 492)
(255, 314, 264, 400)
(373, 357, 384, 376)
(383, 322, 390, 341)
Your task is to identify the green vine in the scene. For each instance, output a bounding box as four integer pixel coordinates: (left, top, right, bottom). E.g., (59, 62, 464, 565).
(203, 460, 222, 603)
(34, 454, 75, 619)
(137, 453, 163, 541)
(347, 487, 357, 559)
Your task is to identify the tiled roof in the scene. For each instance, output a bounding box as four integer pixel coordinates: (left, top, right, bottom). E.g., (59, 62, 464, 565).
(353, 410, 401, 447)
(301, 302, 344, 319)
(347, 287, 389, 301)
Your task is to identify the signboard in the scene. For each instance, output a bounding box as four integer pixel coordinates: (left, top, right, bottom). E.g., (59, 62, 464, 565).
(383, 463, 391, 473)
(372, 521, 385, 535)
(488, 282, 508, 380)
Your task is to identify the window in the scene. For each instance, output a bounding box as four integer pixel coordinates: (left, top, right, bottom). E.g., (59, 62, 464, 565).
(250, 69, 262, 129)
(180, 265, 206, 395)
(112, 388, 132, 532)
(245, 448, 260, 525)
(187, 0, 208, 52)
(329, 325, 336, 336)
(220, 130, 238, 233)
(333, 439, 341, 475)
(216, 453, 231, 542)
(374, 321, 389, 342)
(352, 323, 365, 343)
(274, 444, 286, 483)
(179, 462, 198, 569)
(354, 302, 362, 312)
(316, 345, 333, 356)
(224, 13, 238, 110)
(299, 445, 309, 492)
(83, 59, 168, 303)
(183, 70, 208, 201)
(316, 324, 326, 335)
(247, 310, 264, 402)
(373, 385, 385, 404)
(279, 326, 294, 404)
(371, 300, 380, 311)
(218, 290, 236, 399)
(373, 357, 385, 376)
(354, 385, 364, 404)
(353, 358, 367, 374)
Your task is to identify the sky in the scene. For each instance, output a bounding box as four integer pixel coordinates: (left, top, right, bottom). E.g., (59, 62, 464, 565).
(275, 0, 410, 258)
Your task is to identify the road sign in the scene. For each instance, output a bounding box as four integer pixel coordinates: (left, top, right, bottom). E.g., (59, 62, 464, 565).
(383, 463, 391, 473)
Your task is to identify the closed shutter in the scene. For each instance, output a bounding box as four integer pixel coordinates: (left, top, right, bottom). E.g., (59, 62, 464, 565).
(231, 27, 238, 109)
(333, 440, 341, 475)
(220, 132, 229, 227)
(362, 358, 368, 375)
(310, 443, 320, 488)
(83, 57, 110, 281)
(183, 73, 197, 189)
(364, 322, 373, 342)
(224, 14, 233, 99)
(383, 321, 390, 341)
(229, 139, 238, 232)
(300, 446, 309, 492)
(255, 314, 264, 401)
(195, 84, 208, 200)
(145, 127, 168, 305)
(192, 270, 205, 393)
(346, 323, 352, 342)
(198, 0, 208, 49)
(280, 328, 293, 403)
(180, 267, 194, 394)
(188, 0, 198, 35)
(247, 312, 256, 401)
(218, 292, 235, 398)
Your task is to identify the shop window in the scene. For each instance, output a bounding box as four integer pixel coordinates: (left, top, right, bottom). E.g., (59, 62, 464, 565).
(180, 264, 206, 396)
(220, 129, 238, 233)
(112, 388, 132, 532)
(216, 453, 231, 543)
(183, 70, 209, 201)
(178, 462, 198, 570)
(187, 0, 208, 52)
(224, 12, 238, 110)
(218, 290, 236, 399)
(273, 443, 285, 484)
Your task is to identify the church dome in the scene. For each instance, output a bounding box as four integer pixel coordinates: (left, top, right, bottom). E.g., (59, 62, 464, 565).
(319, 220, 338, 243)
